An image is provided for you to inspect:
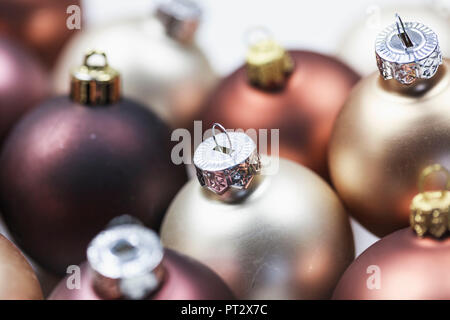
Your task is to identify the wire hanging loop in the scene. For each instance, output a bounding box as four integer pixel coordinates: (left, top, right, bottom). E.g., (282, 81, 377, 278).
(212, 123, 233, 155)
(83, 50, 109, 69)
(395, 14, 414, 49)
(418, 164, 450, 200)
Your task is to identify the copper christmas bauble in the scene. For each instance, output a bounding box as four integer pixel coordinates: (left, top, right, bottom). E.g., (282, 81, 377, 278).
(50, 222, 234, 300)
(0, 51, 187, 274)
(334, 166, 450, 300)
(197, 39, 359, 179)
(329, 17, 450, 237)
(0, 234, 42, 299)
(0, 0, 81, 69)
(336, 4, 450, 76)
(161, 128, 354, 299)
(0, 37, 47, 143)
(53, 0, 215, 129)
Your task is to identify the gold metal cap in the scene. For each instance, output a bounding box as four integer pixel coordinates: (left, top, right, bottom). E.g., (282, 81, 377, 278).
(70, 50, 121, 106)
(410, 164, 450, 238)
(246, 38, 294, 89)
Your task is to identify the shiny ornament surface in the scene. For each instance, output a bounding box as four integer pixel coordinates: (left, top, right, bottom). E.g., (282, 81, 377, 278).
(0, 0, 80, 69)
(50, 249, 234, 300)
(0, 234, 42, 300)
(336, 5, 450, 76)
(197, 50, 359, 178)
(329, 58, 450, 237)
(52, 13, 215, 128)
(333, 227, 450, 299)
(0, 37, 47, 143)
(161, 157, 354, 299)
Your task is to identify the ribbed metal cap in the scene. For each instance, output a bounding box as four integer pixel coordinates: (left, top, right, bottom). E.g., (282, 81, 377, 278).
(375, 15, 442, 85)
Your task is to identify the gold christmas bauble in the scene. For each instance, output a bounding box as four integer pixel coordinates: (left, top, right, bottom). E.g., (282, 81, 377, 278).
(329, 16, 450, 237)
(336, 4, 450, 76)
(161, 129, 354, 299)
(52, 0, 216, 129)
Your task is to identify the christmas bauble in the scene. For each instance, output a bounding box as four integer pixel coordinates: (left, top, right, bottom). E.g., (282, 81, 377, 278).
(52, 0, 215, 129)
(197, 38, 359, 179)
(336, 4, 450, 76)
(161, 126, 354, 299)
(0, 51, 187, 274)
(49, 221, 234, 300)
(0, 0, 81, 69)
(329, 17, 450, 237)
(0, 37, 47, 143)
(333, 165, 450, 299)
(0, 234, 42, 299)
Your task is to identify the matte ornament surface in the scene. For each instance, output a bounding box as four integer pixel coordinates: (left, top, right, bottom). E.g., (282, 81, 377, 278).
(161, 158, 354, 299)
(49, 249, 234, 300)
(329, 59, 450, 237)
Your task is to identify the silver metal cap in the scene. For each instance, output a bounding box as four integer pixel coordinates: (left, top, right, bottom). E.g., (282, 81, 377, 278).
(375, 15, 442, 85)
(156, 0, 202, 43)
(87, 223, 164, 300)
(194, 123, 261, 196)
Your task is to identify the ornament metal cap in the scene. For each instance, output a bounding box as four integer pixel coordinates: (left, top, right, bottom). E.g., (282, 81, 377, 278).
(70, 50, 121, 106)
(193, 123, 261, 198)
(410, 164, 450, 238)
(156, 0, 201, 43)
(375, 14, 442, 85)
(245, 28, 294, 89)
(87, 219, 164, 300)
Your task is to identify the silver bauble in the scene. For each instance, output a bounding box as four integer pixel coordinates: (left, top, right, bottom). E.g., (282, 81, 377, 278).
(52, 1, 216, 128)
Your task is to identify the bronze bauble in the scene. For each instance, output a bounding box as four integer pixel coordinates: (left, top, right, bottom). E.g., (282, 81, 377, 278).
(197, 51, 359, 179)
(49, 249, 234, 300)
(0, 96, 187, 274)
(329, 59, 450, 237)
(0, 37, 47, 143)
(52, 10, 215, 129)
(0, 0, 81, 69)
(0, 234, 42, 299)
(333, 228, 450, 299)
(161, 157, 354, 299)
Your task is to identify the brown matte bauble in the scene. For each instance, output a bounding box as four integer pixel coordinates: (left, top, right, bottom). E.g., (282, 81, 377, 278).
(333, 228, 450, 299)
(0, 37, 47, 143)
(198, 50, 359, 178)
(329, 59, 450, 237)
(0, 96, 187, 274)
(0, 234, 42, 299)
(49, 249, 234, 300)
(0, 0, 80, 69)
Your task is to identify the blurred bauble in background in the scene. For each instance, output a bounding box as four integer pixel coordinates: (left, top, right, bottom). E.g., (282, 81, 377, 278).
(0, 51, 187, 274)
(161, 129, 354, 299)
(197, 36, 359, 179)
(50, 221, 234, 300)
(0, 37, 47, 143)
(53, 0, 216, 129)
(0, 0, 81, 69)
(329, 18, 450, 237)
(334, 165, 450, 299)
(0, 234, 42, 299)
(336, 4, 450, 76)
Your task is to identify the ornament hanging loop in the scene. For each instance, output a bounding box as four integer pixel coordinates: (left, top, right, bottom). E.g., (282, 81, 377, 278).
(243, 26, 273, 48)
(83, 50, 109, 69)
(212, 123, 233, 155)
(418, 163, 450, 200)
(395, 14, 413, 49)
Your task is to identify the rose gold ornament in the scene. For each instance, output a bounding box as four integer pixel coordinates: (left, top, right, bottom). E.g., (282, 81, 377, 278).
(161, 125, 354, 299)
(329, 16, 450, 237)
(0, 0, 81, 69)
(333, 165, 450, 299)
(197, 36, 359, 179)
(52, 0, 215, 129)
(0, 51, 187, 274)
(0, 234, 42, 300)
(0, 37, 47, 143)
(49, 219, 234, 300)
